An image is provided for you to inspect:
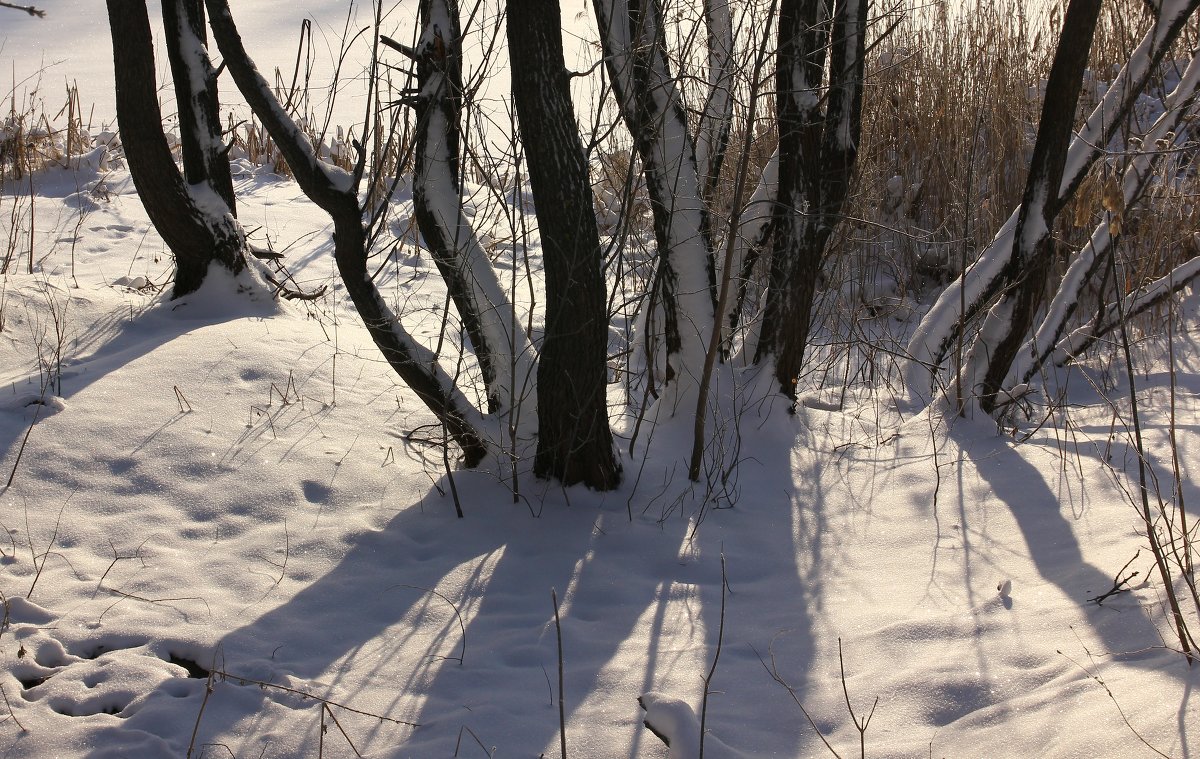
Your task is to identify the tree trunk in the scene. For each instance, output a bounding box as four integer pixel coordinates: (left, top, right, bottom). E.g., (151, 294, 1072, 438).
(410, 0, 536, 415)
(969, 0, 1102, 414)
(594, 0, 716, 404)
(1011, 43, 1200, 388)
(107, 0, 247, 299)
(509, 0, 620, 489)
(161, 0, 236, 214)
(756, 0, 867, 401)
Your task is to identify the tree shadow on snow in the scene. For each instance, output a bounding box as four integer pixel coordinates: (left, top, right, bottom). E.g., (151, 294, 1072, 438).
(113, 403, 827, 757)
(960, 428, 1183, 667)
(0, 290, 279, 492)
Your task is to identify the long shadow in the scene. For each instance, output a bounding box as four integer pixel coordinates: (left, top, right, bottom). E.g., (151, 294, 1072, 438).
(0, 286, 280, 479)
(103, 401, 823, 757)
(961, 429, 1182, 667)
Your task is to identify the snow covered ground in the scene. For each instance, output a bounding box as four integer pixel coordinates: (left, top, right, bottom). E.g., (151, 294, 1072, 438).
(3, 4, 1200, 759)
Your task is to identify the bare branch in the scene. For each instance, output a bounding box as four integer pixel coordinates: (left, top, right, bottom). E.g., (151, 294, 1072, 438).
(0, 1, 44, 17)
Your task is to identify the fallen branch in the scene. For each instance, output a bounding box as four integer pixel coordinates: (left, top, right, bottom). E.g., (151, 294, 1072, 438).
(211, 669, 419, 727)
(1087, 551, 1141, 606)
(0, 1, 45, 17)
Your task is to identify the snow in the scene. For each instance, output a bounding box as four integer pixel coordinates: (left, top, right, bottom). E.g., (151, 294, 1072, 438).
(3, 4, 1200, 759)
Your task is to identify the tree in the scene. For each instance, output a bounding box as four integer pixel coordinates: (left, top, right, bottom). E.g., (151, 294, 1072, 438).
(106, 0, 251, 299)
(904, 0, 1200, 413)
(755, 0, 869, 403)
(205, 0, 490, 468)
(593, 0, 718, 407)
(204, 0, 626, 490)
(508, 0, 620, 488)
(964, 0, 1103, 415)
(110, 0, 1200, 491)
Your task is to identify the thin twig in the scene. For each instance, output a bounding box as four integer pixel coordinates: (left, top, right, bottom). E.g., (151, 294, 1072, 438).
(209, 669, 419, 726)
(838, 638, 878, 759)
(26, 500, 66, 599)
(0, 683, 26, 732)
(553, 588, 567, 759)
(755, 638, 843, 759)
(323, 703, 364, 758)
(386, 583, 467, 665)
(1087, 551, 1141, 605)
(1058, 650, 1173, 758)
(6, 394, 44, 488)
(186, 667, 217, 758)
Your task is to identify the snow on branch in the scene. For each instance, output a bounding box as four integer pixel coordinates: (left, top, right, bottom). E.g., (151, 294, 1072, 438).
(696, 0, 735, 200)
(1052, 255, 1200, 367)
(903, 0, 1200, 400)
(204, 0, 355, 207)
(592, 0, 717, 404)
(1011, 44, 1200, 388)
(410, 0, 536, 418)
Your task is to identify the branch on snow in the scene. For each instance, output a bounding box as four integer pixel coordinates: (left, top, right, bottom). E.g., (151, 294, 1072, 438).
(0, 1, 44, 16)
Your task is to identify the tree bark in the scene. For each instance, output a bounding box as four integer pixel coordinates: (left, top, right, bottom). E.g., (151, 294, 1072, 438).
(509, 0, 620, 489)
(106, 0, 246, 299)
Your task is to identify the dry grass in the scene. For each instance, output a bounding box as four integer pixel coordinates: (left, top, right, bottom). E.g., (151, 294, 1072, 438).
(850, 0, 1197, 285)
(1, 81, 92, 181)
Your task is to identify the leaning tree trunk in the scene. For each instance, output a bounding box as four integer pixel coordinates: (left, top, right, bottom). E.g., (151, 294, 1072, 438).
(409, 0, 535, 417)
(903, 0, 1200, 400)
(965, 0, 1103, 415)
(205, 0, 488, 467)
(106, 0, 247, 298)
(1009, 43, 1200, 388)
(509, 0, 620, 489)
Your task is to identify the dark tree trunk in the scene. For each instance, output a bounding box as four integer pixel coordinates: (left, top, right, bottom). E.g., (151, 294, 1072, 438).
(106, 0, 246, 299)
(975, 0, 1102, 414)
(756, 0, 867, 401)
(161, 0, 236, 214)
(509, 0, 620, 489)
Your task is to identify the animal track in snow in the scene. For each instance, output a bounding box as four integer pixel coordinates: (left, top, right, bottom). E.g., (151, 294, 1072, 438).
(7, 601, 210, 720)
